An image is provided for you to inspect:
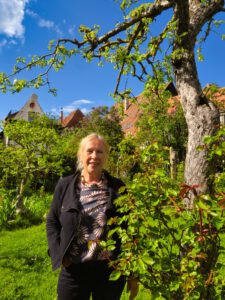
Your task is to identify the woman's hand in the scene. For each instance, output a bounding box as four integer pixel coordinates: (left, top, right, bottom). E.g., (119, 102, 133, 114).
(127, 277, 139, 300)
(62, 256, 72, 268)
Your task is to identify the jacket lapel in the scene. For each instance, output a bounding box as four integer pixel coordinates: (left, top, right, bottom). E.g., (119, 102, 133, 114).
(61, 173, 80, 212)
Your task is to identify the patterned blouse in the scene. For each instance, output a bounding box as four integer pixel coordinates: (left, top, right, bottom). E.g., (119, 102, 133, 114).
(68, 179, 110, 264)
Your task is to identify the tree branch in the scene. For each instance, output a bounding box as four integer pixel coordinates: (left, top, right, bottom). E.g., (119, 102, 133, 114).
(189, 0, 225, 39)
(114, 21, 145, 94)
(96, 1, 173, 49)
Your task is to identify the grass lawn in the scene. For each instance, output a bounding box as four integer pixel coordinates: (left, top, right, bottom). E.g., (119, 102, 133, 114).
(0, 223, 150, 300)
(0, 223, 59, 299)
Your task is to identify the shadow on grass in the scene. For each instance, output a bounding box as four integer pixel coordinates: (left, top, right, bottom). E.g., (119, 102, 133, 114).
(0, 254, 48, 273)
(4, 211, 44, 231)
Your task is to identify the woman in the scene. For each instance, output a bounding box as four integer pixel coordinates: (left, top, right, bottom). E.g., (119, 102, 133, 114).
(46, 133, 138, 300)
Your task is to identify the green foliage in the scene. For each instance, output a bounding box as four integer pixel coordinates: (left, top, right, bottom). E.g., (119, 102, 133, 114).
(0, 188, 52, 230)
(0, 0, 222, 103)
(0, 115, 71, 210)
(23, 190, 52, 220)
(137, 82, 187, 158)
(203, 126, 225, 194)
(117, 135, 141, 180)
(118, 0, 140, 11)
(104, 143, 225, 299)
(2, 116, 67, 181)
(0, 189, 17, 228)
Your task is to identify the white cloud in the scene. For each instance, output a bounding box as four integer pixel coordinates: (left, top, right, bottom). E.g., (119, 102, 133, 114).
(9, 39, 17, 45)
(72, 99, 93, 105)
(25, 8, 36, 18)
(50, 108, 59, 116)
(51, 99, 93, 116)
(38, 19, 54, 29)
(63, 106, 77, 114)
(68, 25, 76, 36)
(0, 0, 28, 38)
(80, 108, 90, 115)
(0, 38, 17, 51)
(26, 8, 62, 35)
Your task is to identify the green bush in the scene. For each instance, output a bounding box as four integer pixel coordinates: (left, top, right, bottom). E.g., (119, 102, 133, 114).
(105, 143, 225, 299)
(0, 189, 17, 229)
(0, 188, 52, 230)
(23, 190, 52, 220)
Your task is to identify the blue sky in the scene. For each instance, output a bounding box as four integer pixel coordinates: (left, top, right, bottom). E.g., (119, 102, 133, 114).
(0, 0, 224, 121)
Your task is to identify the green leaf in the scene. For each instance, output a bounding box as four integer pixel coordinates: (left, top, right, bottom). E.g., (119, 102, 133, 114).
(196, 201, 209, 210)
(109, 270, 121, 281)
(137, 258, 146, 272)
(142, 255, 154, 266)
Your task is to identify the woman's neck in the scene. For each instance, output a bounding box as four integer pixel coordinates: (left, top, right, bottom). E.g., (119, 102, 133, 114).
(81, 171, 103, 184)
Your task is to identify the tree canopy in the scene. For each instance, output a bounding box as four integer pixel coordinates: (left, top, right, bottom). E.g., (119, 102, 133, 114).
(0, 0, 224, 201)
(0, 116, 68, 209)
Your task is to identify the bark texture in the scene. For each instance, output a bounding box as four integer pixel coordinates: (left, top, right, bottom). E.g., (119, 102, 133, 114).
(172, 0, 223, 204)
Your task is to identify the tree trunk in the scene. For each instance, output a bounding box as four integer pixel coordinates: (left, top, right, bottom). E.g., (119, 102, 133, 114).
(172, 0, 221, 206)
(169, 147, 178, 180)
(184, 102, 219, 189)
(16, 177, 28, 214)
(174, 54, 219, 206)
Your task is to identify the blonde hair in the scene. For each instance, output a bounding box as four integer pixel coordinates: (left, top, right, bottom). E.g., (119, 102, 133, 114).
(76, 133, 109, 171)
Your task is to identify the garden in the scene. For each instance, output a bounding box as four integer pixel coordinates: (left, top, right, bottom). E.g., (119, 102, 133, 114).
(0, 94, 225, 299)
(0, 1, 225, 299)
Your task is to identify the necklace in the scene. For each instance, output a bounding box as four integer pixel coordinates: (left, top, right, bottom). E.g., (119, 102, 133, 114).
(81, 172, 105, 187)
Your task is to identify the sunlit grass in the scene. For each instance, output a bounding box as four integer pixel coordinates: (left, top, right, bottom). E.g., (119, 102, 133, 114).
(0, 223, 150, 300)
(0, 223, 58, 299)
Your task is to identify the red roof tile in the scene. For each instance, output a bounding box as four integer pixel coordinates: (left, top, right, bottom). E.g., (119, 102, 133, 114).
(119, 87, 225, 136)
(62, 109, 84, 128)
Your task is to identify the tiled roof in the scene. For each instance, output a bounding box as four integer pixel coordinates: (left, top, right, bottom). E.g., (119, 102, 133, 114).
(211, 88, 225, 110)
(120, 94, 144, 135)
(119, 87, 225, 136)
(5, 110, 19, 120)
(62, 109, 84, 128)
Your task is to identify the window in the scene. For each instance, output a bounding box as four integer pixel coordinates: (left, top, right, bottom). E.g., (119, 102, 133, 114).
(28, 111, 37, 122)
(220, 113, 225, 126)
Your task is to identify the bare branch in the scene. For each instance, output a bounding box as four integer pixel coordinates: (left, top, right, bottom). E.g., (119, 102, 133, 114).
(98, 39, 127, 52)
(131, 63, 145, 82)
(114, 21, 145, 94)
(200, 19, 214, 43)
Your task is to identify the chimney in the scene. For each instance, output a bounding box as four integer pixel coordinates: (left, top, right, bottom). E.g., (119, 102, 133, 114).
(60, 107, 64, 125)
(124, 98, 129, 113)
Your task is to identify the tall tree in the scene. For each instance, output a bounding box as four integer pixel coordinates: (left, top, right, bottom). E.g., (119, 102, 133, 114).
(1, 0, 224, 203)
(0, 116, 67, 210)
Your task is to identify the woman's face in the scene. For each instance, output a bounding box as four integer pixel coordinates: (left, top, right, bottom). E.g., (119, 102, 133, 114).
(80, 138, 106, 176)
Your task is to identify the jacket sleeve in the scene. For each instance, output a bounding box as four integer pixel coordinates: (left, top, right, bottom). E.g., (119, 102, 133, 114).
(46, 178, 64, 270)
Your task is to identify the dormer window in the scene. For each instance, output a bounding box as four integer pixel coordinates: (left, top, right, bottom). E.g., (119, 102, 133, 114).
(28, 111, 37, 122)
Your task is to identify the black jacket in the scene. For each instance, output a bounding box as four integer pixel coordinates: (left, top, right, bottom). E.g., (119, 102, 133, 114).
(46, 170, 124, 271)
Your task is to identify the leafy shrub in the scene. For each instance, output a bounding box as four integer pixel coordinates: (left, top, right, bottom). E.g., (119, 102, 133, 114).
(0, 188, 52, 230)
(105, 143, 225, 299)
(203, 126, 225, 194)
(0, 189, 17, 229)
(23, 189, 52, 220)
